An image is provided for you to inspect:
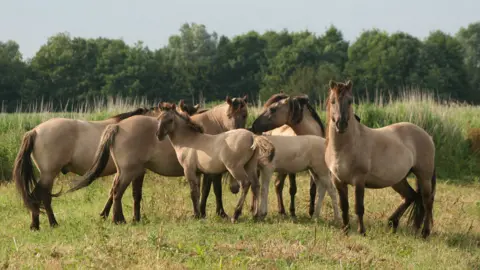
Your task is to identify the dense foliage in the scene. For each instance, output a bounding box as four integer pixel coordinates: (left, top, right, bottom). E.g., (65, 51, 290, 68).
(1, 22, 479, 112)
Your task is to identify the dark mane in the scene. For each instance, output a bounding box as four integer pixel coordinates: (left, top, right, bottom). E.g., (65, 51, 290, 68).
(174, 110, 204, 133)
(109, 107, 150, 122)
(305, 103, 326, 136)
(264, 93, 289, 108)
(325, 97, 332, 147)
(196, 108, 209, 114)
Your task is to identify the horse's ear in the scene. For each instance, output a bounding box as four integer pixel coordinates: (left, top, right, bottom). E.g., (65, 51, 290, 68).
(329, 80, 337, 90)
(345, 80, 353, 90)
(178, 99, 185, 107)
(242, 95, 248, 103)
(279, 90, 284, 94)
(193, 104, 200, 110)
(171, 103, 176, 111)
(226, 96, 232, 105)
(354, 113, 361, 122)
(158, 102, 164, 110)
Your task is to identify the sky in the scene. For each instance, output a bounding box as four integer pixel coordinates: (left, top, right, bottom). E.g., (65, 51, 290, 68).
(1, 0, 478, 59)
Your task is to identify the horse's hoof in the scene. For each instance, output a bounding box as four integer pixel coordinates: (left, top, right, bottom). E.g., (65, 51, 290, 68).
(342, 224, 350, 235)
(30, 225, 40, 231)
(50, 222, 59, 228)
(100, 213, 108, 219)
(421, 228, 431, 239)
(230, 217, 238, 224)
(113, 216, 127, 224)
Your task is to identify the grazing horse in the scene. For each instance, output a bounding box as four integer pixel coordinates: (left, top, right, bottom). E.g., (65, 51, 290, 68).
(66, 96, 249, 224)
(13, 101, 200, 230)
(155, 102, 275, 222)
(256, 134, 340, 222)
(325, 80, 436, 238)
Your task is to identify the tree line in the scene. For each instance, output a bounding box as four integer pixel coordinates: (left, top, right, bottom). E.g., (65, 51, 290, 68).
(0, 22, 479, 112)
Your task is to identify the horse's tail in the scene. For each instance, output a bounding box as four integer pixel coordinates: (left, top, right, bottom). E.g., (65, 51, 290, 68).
(13, 130, 39, 213)
(406, 167, 436, 229)
(251, 135, 276, 166)
(67, 124, 119, 193)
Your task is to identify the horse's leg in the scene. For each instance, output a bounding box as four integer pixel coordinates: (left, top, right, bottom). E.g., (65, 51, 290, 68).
(227, 167, 252, 223)
(274, 173, 287, 216)
(211, 174, 228, 218)
(415, 170, 435, 239)
(334, 178, 350, 234)
(319, 173, 341, 223)
(309, 175, 317, 217)
(388, 178, 416, 232)
(354, 182, 366, 236)
(100, 177, 116, 219)
(288, 173, 297, 218)
(199, 174, 212, 218)
(258, 167, 274, 218)
(311, 173, 327, 220)
(111, 170, 141, 224)
(38, 173, 58, 228)
(132, 173, 145, 223)
(184, 169, 201, 218)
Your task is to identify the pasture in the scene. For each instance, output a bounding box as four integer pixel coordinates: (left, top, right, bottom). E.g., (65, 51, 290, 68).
(0, 92, 479, 269)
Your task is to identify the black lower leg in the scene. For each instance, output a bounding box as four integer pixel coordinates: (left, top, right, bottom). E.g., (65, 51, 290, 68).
(355, 185, 366, 235)
(212, 174, 227, 218)
(132, 174, 145, 222)
(309, 176, 316, 217)
(288, 173, 297, 217)
(199, 174, 212, 218)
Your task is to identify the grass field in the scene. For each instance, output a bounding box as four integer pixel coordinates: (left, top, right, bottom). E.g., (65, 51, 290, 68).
(0, 93, 480, 269)
(0, 174, 479, 269)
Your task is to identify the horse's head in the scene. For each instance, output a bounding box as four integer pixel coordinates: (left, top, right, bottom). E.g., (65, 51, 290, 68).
(156, 102, 177, 141)
(224, 95, 248, 130)
(327, 80, 354, 134)
(177, 99, 201, 116)
(250, 93, 309, 134)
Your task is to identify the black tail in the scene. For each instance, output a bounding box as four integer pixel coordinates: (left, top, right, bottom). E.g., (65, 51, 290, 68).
(13, 130, 39, 213)
(406, 168, 436, 229)
(66, 124, 119, 193)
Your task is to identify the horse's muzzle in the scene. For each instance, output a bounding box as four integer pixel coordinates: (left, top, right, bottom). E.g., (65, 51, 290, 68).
(335, 120, 348, 134)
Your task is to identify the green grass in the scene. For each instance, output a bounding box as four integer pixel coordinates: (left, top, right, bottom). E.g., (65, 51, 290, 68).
(0, 91, 480, 269)
(0, 174, 479, 269)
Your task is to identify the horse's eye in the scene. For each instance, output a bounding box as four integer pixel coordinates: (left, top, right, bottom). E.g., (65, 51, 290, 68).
(270, 108, 276, 113)
(331, 100, 336, 105)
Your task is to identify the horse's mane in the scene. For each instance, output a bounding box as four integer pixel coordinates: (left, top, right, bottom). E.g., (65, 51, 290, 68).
(263, 93, 289, 108)
(196, 108, 209, 114)
(305, 103, 326, 137)
(325, 97, 332, 147)
(174, 110, 205, 133)
(109, 107, 151, 122)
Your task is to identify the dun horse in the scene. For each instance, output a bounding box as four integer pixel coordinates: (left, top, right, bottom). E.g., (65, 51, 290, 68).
(66, 96, 249, 224)
(155, 102, 275, 222)
(255, 134, 340, 222)
(251, 93, 362, 217)
(250, 93, 326, 217)
(325, 80, 436, 238)
(13, 101, 200, 230)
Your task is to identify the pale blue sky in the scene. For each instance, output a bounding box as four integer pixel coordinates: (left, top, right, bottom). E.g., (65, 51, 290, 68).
(1, 0, 478, 59)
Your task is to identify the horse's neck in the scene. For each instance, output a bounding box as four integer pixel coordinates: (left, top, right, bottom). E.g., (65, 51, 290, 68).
(168, 126, 211, 152)
(290, 110, 323, 136)
(328, 119, 364, 153)
(194, 107, 227, 134)
(94, 118, 119, 125)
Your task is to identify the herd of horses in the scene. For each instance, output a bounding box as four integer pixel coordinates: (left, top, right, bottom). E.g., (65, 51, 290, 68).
(13, 80, 437, 239)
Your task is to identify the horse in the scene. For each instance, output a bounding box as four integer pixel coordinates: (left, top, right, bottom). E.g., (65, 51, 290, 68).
(250, 93, 326, 217)
(251, 93, 362, 218)
(66, 96, 249, 224)
(13, 101, 200, 230)
(155, 102, 275, 223)
(255, 134, 340, 222)
(325, 80, 436, 238)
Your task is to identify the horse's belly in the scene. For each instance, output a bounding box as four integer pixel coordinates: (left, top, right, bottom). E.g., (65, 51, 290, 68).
(274, 159, 308, 174)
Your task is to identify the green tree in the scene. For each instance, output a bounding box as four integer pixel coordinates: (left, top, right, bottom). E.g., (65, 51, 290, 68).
(456, 22, 480, 102)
